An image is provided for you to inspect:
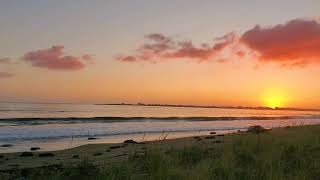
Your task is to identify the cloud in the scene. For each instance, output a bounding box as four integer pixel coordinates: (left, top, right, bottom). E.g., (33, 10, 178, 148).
(116, 55, 137, 62)
(117, 18, 320, 68)
(118, 33, 176, 62)
(116, 33, 237, 63)
(0, 72, 13, 78)
(23, 46, 92, 70)
(164, 33, 237, 61)
(141, 33, 175, 54)
(240, 18, 320, 66)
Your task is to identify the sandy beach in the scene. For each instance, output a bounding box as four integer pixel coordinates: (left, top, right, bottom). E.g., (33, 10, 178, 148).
(1, 124, 319, 179)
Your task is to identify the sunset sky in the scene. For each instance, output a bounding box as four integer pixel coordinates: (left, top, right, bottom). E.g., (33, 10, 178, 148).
(0, 0, 320, 108)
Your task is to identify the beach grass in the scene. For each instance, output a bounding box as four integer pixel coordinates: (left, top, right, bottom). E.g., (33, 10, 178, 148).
(1, 125, 320, 180)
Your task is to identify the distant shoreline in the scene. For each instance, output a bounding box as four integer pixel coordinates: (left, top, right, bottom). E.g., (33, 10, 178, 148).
(95, 103, 320, 112)
(1, 101, 319, 111)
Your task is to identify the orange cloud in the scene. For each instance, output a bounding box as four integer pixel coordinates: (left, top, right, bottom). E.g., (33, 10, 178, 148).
(23, 46, 92, 70)
(241, 19, 320, 66)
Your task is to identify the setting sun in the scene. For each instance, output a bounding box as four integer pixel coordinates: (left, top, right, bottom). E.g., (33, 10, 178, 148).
(262, 89, 287, 109)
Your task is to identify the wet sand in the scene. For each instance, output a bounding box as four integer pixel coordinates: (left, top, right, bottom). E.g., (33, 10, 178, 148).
(0, 130, 236, 153)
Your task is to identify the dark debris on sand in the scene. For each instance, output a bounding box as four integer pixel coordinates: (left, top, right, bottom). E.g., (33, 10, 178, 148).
(1, 144, 13, 148)
(247, 125, 268, 134)
(30, 147, 40, 151)
(88, 137, 98, 140)
(123, 140, 139, 144)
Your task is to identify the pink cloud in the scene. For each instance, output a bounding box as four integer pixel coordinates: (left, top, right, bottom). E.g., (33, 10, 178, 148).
(241, 19, 320, 66)
(117, 33, 174, 63)
(23, 46, 92, 70)
(116, 55, 138, 62)
(116, 33, 237, 63)
(164, 32, 237, 61)
(163, 41, 213, 60)
(0, 72, 13, 78)
(117, 17, 320, 68)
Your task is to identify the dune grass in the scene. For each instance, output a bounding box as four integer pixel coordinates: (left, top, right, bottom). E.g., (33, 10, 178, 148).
(1, 125, 320, 180)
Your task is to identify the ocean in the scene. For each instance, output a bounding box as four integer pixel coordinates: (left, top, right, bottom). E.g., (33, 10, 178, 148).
(1, 102, 320, 153)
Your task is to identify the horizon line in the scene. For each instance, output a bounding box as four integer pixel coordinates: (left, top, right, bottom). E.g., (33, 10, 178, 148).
(1, 101, 319, 111)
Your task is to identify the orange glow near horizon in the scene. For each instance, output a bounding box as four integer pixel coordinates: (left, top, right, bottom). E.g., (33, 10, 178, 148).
(262, 89, 288, 109)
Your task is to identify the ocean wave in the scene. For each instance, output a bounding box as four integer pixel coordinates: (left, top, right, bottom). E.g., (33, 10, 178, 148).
(1, 115, 320, 126)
